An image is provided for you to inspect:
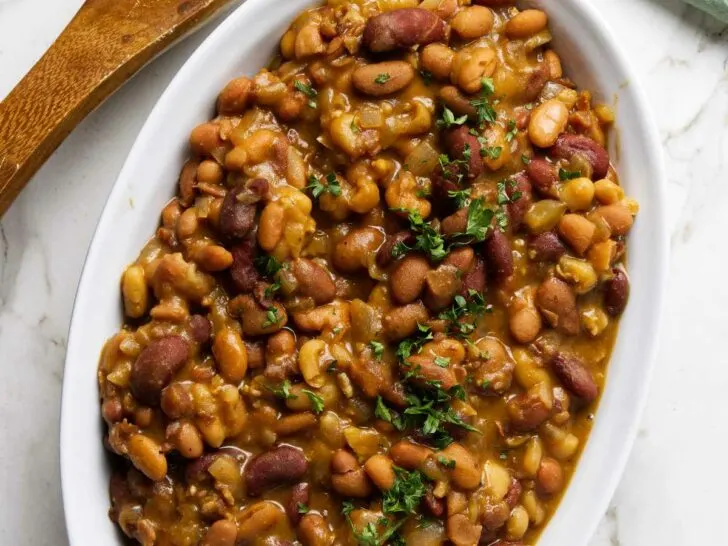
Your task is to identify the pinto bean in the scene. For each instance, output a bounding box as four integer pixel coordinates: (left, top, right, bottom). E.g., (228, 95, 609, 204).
(443, 246, 474, 273)
(202, 519, 238, 546)
(219, 186, 256, 240)
(383, 303, 430, 341)
(178, 160, 199, 207)
(363, 8, 447, 53)
(245, 445, 308, 496)
(444, 126, 483, 179)
(451, 6, 494, 39)
(213, 327, 248, 384)
(528, 99, 568, 148)
(447, 514, 483, 546)
(292, 258, 336, 305)
(528, 232, 565, 262)
(506, 9, 548, 39)
(229, 238, 261, 294)
(390, 254, 430, 304)
(229, 294, 287, 336)
(603, 268, 630, 316)
(597, 203, 634, 236)
(537, 457, 564, 496)
(331, 450, 373, 497)
(439, 85, 476, 117)
(550, 353, 598, 402)
(353, 61, 415, 96)
(526, 158, 558, 195)
(536, 277, 579, 335)
(507, 173, 533, 231)
(460, 255, 486, 296)
(509, 307, 542, 344)
(484, 230, 513, 282)
(390, 440, 433, 469)
(364, 454, 396, 490)
(439, 443, 481, 489)
(286, 483, 310, 525)
(333, 227, 384, 273)
(441, 208, 468, 236)
(504, 479, 523, 508)
(421, 44, 455, 80)
(218, 76, 252, 116)
(404, 354, 458, 390)
(130, 336, 190, 406)
(507, 383, 552, 431)
(376, 231, 414, 268)
(298, 513, 332, 546)
(550, 134, 610, 179)
(127, 434, 167, 481)
(558, 214, 595, 255)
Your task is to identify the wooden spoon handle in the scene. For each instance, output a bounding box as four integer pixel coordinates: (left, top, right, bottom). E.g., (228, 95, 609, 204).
(0, 0, 234, 217)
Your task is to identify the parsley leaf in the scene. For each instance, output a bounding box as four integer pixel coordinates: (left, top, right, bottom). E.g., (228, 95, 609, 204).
(266, 380, 296, 400)
(306, 173, 342, 199)
(302, 389, 325, 414)
(434, 356, 450, 368)
(395, 323, 433, 361)
(438, 290, 488, 337)
(369, 340, 385, 360)
(294, 80, 318, 108)
(505, 119, 518, 142)
(438, 456, 456, 469)
(437, 106, 468, 129)
(396, 209, 448, 262)
(254, 254, 283, 277)
(481, 145, 503, 160)
(297, 503, 310, 514)
(419, 69, 433, 85)
(559, 168, 581, 180)
(375, 73, 391, 84)
(463, 198, 495, 242)
(447, 188, 471, 209)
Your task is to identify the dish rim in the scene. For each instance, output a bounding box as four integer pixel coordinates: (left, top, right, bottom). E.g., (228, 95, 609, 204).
(60, 0, 669, 544)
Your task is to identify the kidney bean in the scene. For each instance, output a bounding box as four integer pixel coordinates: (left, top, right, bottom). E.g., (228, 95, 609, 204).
(507, 173, 533, 231)
(130, 336, 190, 406)
(603, 268, 630, 316)
(523, 62, 551, 102)
(292, 258, 336, 305)
(363, 8, 447, 53)
(526, 157, 558, 195)
(245, 445, 308, 496)
(219, 186, 256, 240)
(229, 238, 260, 294)
(536, 277, 580, 335)
(423, 488, 445, 517)
(353, 61, 415, 96)
(484, 230, 514, 282)
(390, 254, 430, 304)
(459, 255, 486, 296)
(528, 232, 566, 262)
(444, 125, 484, 180)
(286, 482, 310, 525)
(550, 134, 610, 179)
(376, 231, 414, 268)
(550, 353, 598, 402)
(187, 314, 212, 344)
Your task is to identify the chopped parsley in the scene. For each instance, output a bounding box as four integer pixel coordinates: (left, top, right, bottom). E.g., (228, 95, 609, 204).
(437, 106, 468, 129)
(382, 468, 428, 515)
(393, 209, 448, 262)
(521, 153, 532, 164)
(294, 80, 318, 108)
(481, 145, 503, 160)
(302, 389, 325, 414)
(456, 197, 495, 242)
(254, 254, 284, 277)
(297, 503, 310, 514)
(438, 290, 489, 337)
(505, 119, 518, 142)
(369, 340, 385, 360)
(438, 456, 456, 469)
(306, 173, 342, 199)
(375, 73, 391, 84)
(447, 188, 472, 209)
(395, 323, 433, 361)
(470, 77, 497, 128)
(434, 356, 450, 368)
(262, 307, 280, 328)
(419, 69, 433, 85)
(267, 380, 296, 400)
(559, 168, 581, 180)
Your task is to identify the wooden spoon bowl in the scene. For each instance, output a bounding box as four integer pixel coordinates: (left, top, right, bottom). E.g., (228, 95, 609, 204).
(0, 0, 236, 217)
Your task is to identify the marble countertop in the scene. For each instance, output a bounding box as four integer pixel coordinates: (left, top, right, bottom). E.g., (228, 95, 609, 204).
(0, 0, 726, 544)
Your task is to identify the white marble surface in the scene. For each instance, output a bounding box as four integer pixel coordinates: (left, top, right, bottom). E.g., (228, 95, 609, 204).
(0, 0, 726, 544)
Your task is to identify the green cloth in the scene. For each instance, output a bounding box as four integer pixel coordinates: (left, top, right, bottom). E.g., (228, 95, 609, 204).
(685, 0, 728, 23)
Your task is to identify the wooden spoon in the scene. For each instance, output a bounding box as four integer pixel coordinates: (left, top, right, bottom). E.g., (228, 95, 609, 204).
(0, 0, 237, 217)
